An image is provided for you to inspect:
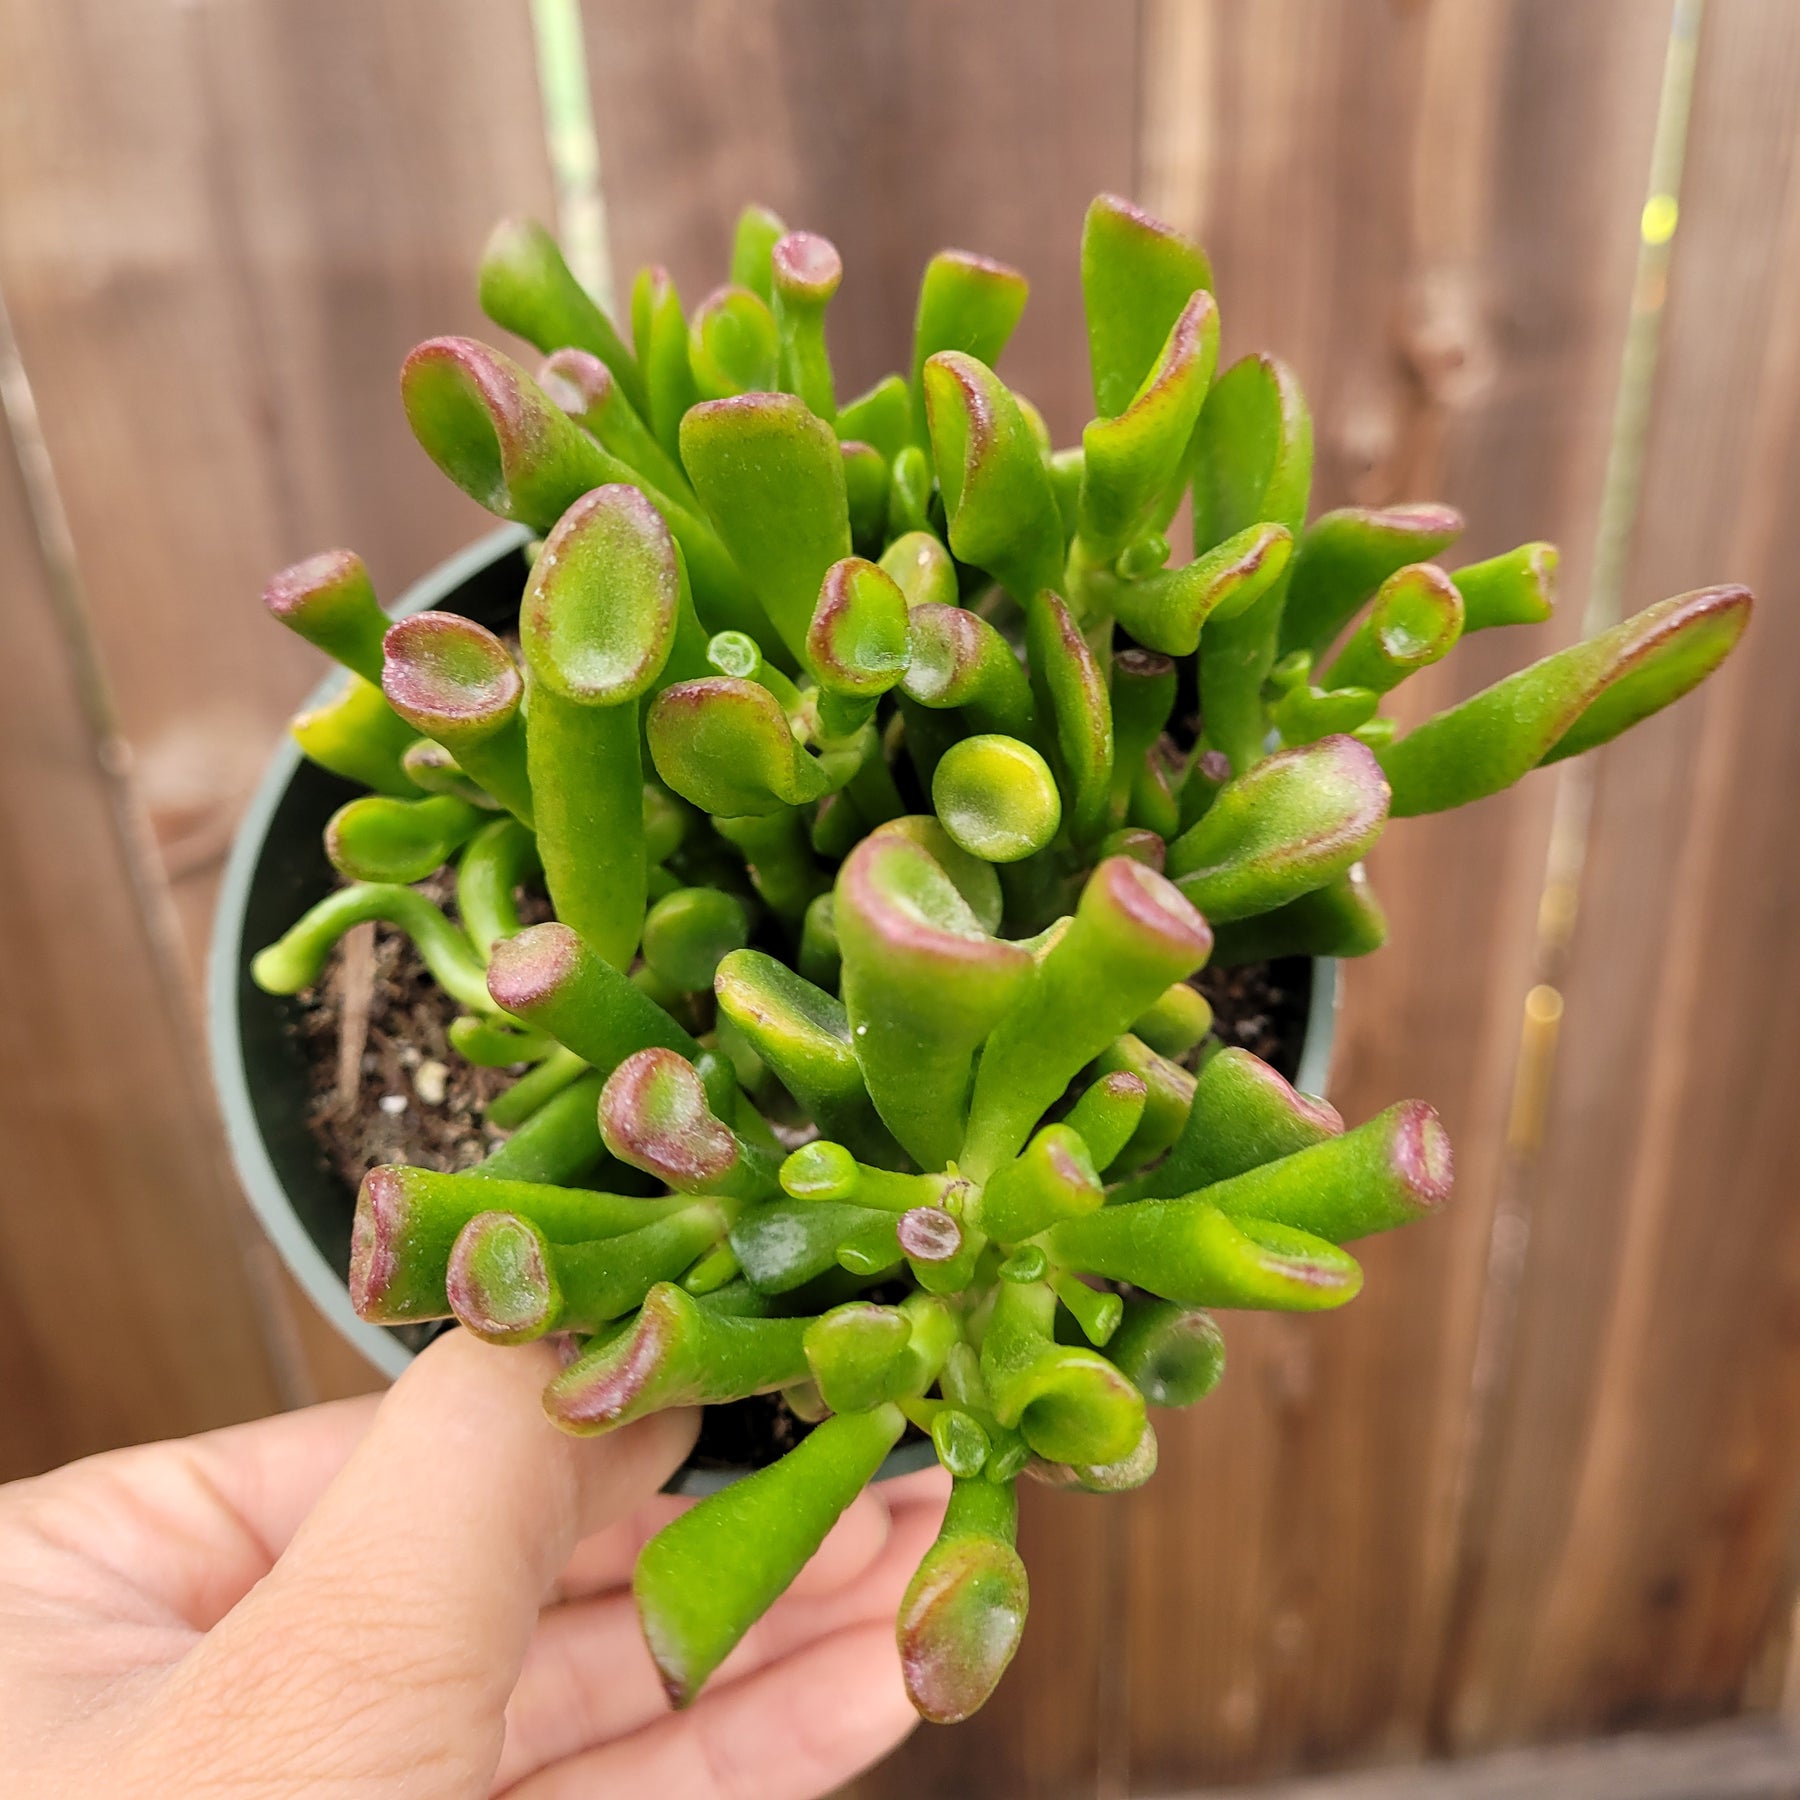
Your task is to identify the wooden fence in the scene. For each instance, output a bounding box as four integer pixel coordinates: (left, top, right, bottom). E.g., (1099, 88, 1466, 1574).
(2, 2, 1798, 1793)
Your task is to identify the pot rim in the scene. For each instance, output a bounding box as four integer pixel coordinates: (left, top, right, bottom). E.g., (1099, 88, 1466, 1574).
(207, 526, 1339, 1494)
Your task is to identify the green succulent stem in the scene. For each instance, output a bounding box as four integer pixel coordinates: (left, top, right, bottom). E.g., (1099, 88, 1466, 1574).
(456, 817, 542, 963)
(252, 884, 491, 1014)
(475, 1071, 609, 1184)
(485, 1043, 590, 1130)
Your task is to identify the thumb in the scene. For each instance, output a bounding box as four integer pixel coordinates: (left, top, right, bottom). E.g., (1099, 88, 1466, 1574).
(175, 1330, 694, 1786)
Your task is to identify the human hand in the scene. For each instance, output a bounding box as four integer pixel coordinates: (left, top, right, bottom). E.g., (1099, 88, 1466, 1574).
(0, 1329, 950, 1798)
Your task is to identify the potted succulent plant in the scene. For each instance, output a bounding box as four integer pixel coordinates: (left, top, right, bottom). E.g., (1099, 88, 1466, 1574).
(210, 194, 1749, 1725)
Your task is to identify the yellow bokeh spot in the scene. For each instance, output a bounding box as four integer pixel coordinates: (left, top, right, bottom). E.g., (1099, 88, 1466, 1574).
(1641, 193, 1679, 246)
(1524, 983, 1565, 1027)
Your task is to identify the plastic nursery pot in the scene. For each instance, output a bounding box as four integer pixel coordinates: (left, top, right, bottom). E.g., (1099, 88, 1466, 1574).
(208, 527, 1340, 1494)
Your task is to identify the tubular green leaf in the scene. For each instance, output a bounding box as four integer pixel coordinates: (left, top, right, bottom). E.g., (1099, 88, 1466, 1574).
(1323, 563, 1465, 696)
(545, 1281, 809, 1435)
(962, 858, 1213, 1178)
(1044, 1202, 1363, 1311)
(1166, 734, 1390, 921)
(771, 230, 842, 423)
(1177, 1097, 1452, 1243)
(1208, 863, 1389, 965)
(1078, 290, 1218, 562)
(898, 1476, 1028, 1725)
(479, 216, 647, 417)
(713, 949, 898, 1161)
(538, 345, 697, 505)
(978, 1280, 1144, 1466)
(521, 486, 679, 966)
(924, 352, 1065, 604)
(910, 249, 1030, 445)
(263, 549, 389, 683)
(1452, 541, 1558, 632)
(1192, 355, 1314, 771)
(325, 793, 484, 884)
(349, 1161, 686, 1323)
(1116, 1045, 1343, 1202)
(635, 1405, 904, 1707)
(681, 392, 853, 666)
(835, 833, 1033, 1169)
(1277, 502, 1465, 663)
(290, 674, 420, 797)
(381, 611, 533, 823)
(456, 816, 541, 963)
(630, 263, 701, 463)
(1081, 193, 1212, 420)
(252, 884, 490, 1014)
(486, 921, 701, 1070)
(686, 284, 781, 401)
(1379, 585, 1752, 816)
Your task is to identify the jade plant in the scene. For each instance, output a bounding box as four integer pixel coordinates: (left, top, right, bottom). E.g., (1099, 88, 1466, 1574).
(251, 194, 1749, 1724)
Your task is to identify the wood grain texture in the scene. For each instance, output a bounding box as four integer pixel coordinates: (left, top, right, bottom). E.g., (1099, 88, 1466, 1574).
(1196, 1718, 1800, 1800)
(0, 335, 289, 1478)
(1436, 4, 1800, 1749)
(0, 0, 553, 1405)
(0, 0, 551, 974)
(1123, 3, 1669, 1789)
(4, 0, 1799, 1790)
(583, 0, 1139, 440)
(578, 7, 1141, 1792)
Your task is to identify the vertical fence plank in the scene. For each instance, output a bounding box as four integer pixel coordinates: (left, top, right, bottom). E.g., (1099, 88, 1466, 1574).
(0, 0, 552, 970)
(1124, 3, 1669, 1788)
(0, 0, 554, 1409)
(0, 353, 288, 1477)
(579, 6, 1139, 1792)
(1437, 2, 1800, 1749)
